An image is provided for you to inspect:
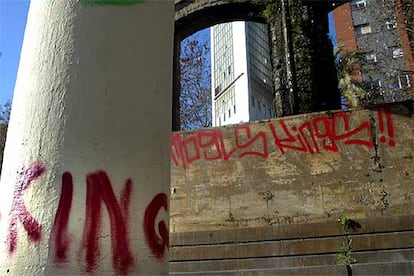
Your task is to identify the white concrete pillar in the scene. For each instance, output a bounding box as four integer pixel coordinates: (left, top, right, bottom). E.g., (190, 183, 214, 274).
(0, 0, 173, 275)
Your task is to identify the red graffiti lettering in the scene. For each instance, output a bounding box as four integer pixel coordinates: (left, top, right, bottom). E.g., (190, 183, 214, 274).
(269, 113, 373, 155)
(121, 179, 132, 224)
(268, 120, 309, 154)
(51, 172, 73, 263)
(197, 131, 227, 160)
(377, 107, 395, 147)
(80, 171, 134, 274)
(234, 125, 268, 158)
(331, 112, 373, 147)
(7, 161, 45, 255)
(5, 164, 171, 273)
(172, 125, 271, 169)
(298, 120, 320, 154)
(312, 115, 339, 152)
(171, 130, 236, 169)
(144, 193, 168, 261)
(172, 110, 396, 169)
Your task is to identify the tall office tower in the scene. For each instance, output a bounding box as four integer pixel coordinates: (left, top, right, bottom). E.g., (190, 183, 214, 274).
(211, 21, 274, 127)
(333, 0, 414, 103)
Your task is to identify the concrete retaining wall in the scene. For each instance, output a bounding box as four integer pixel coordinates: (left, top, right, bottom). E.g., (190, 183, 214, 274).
(170, 101, 414, 233)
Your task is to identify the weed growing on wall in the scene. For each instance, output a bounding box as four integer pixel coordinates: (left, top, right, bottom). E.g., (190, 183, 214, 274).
(337, 215, 360, 276)
(337, 237, 357, 266)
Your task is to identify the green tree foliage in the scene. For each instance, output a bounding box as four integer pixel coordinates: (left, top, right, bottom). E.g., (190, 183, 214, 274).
(335, 44, 366, 107)
(180, 37, 211, 130)
(0, 101, 11, 172)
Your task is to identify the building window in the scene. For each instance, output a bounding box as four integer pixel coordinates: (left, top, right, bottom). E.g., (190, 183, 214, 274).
(215, 85, 221, 96)
(399, 75, 411, 88)
(228, 109, 231, 118)
(388, 75, 411, 89)
(365, 53, 377, 62)
(355, 23, 372, 35)
(234, 104, 236, 114)
(392, 48, 403, 58)
(382, 19, 397, 30)
(351, 0, 366, 10)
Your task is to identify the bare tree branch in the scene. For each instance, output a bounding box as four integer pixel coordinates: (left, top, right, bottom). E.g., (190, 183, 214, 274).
(180, 36, 211, 130)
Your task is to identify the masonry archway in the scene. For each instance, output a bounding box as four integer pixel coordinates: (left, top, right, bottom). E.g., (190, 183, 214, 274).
(173, 0, 267, 130)
(173, 0, 347, 130)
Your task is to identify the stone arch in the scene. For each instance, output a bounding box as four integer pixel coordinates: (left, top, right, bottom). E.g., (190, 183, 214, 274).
(175, 0, 266, 40)
(173, 0, 268, 130)
(173, 0, 346, 130)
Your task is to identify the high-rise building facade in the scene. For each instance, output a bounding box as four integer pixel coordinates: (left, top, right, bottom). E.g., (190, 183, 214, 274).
(210, 21, 274, 127)
(333, 0, 414, 103)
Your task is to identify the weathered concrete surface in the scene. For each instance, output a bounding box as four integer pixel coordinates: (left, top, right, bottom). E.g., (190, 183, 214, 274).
(170, 101, 414, 233)
(0, 1, 173, 275)
(169, 215, 414, 275)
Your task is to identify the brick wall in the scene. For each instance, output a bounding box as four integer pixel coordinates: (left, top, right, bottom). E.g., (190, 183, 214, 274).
(333, 2, 357, 53)
(396, 0, 414, 85)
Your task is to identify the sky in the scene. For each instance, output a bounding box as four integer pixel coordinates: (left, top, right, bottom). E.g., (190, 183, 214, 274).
(0, 0, 30, 106)
(328, 12, 337, 46)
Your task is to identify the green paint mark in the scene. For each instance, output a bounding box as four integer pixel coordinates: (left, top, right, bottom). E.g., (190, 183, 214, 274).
(81, 0, 143, 6)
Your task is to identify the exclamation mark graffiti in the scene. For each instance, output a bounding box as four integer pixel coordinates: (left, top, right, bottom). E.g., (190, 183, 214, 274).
(377, 107, 395, 147)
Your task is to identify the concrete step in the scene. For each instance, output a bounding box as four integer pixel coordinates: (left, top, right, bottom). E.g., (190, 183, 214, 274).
(170, 231, 414, 261)
(170, 215, 414, 247)
(170, 261, 414, 275)
(170, 248, 414, 273)
(169, 216, 414, 275)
